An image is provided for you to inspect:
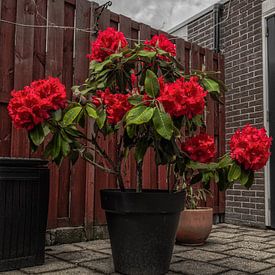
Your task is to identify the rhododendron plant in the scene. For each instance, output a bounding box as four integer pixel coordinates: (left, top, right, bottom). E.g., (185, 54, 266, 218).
(7, 27, 271, 193)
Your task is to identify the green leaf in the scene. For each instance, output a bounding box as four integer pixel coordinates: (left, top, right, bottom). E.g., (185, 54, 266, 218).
(218, 154, 233, 168)
(63, 106, 82, 126)
(152, 108, 173, 140)
(145, 69, 159, 98)
(52, 133, 62, 159)
(52, 109, 63, 121)
(126, 106, 154, 126)
(135, 140, 149, 164)
(137, 50, 156, 59)
(202, 77, 220, 93)
(61, 140, 71, 157)
(228, 162, 241, 182)
(126, 125, 136, 139)
(96, 108, 107, 129)
(128, 95, 143, 106)
(245, 172, 254, 189)
(240, 169, 250, 186)
(29, 124, 45, 146)
(86, 104, 98, 119)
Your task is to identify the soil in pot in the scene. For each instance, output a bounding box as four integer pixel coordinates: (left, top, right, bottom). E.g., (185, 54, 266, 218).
(101, 189, 185, 275)
(176, 207, 213, 246)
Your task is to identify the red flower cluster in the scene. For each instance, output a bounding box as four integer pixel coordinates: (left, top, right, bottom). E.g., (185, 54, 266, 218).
(92, 89, 131, 124)
(182, 133, 216, 163)
(157, 76, 207, 119)
(87, 27, 128, 62)
(145, 34, 176, 57)
(230, 124, 272, 171)
(8, 77, 67, 130)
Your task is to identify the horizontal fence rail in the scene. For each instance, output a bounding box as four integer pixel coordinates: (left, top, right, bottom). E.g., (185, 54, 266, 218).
(0, 0, 225, 229)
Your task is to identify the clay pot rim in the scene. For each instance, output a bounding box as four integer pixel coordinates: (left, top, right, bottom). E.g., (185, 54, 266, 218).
(183, 207, 213, 212)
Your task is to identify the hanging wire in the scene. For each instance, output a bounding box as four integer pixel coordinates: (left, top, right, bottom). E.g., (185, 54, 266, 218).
(0, 0, 232, 42)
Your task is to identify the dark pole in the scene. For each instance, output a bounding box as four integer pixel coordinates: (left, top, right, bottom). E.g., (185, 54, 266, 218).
(213, 3, 223, 53)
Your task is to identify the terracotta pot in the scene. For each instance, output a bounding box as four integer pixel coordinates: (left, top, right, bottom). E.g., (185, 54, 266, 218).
(176, 207, 213, 245)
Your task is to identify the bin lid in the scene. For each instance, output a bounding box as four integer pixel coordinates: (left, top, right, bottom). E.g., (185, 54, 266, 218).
(0, 157, 48, 167)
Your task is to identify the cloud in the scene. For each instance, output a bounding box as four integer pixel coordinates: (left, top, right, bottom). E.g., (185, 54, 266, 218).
(93, 0, 218, 30)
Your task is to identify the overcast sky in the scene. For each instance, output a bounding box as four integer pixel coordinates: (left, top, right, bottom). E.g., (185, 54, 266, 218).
(94, 0, 218, 31)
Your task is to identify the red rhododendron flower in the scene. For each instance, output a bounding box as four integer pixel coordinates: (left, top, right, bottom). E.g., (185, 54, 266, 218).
(182, 133, 216, 163)
(92, 89, 131, 124)
(157, 76, 207, 119)
(87, 27, 128, 62)
(230, 124, 272, 171)
(145, 34, 176, 57)
(8, 77, 67, 130)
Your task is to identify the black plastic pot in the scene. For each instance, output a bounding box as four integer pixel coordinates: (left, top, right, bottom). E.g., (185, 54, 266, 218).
(101, 189, 185, 275)
(0, 158, 49, 272)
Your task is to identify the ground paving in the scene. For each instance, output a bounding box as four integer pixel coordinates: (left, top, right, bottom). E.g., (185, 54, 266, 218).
(4, 224, 275, 274)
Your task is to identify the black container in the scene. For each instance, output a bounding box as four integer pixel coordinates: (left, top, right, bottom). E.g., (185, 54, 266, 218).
(101, 189, 185, 275)
(0, 158, 49, 272)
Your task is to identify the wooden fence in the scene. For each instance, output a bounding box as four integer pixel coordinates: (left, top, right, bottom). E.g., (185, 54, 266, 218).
(0, 0, 225, 229)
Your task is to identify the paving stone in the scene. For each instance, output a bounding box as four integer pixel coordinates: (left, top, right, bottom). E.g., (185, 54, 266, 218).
(42, 267, 103, 274)
(198, 242, 236, 252)
(45, 244, 83, 255)
(175, 249, 228, 262)
(173, 244, 195, 253)
(214, 256, 272, 273)
(21, 255, 75, 274)
(223, 248, 274, 260)
(234, 235, 268, 243)
(97, 247, 112, 255)
(75, 240, 110, 251)
(80, 257, 114, 274)
(209, 232, 243, 239)
(170, 259, 228, 274)
(263, 257, 275, 265)
(265, 247, 275, 253)
(0, 271, 25, 275)
(229, 240, 274, 251)
(207, 236, 240, 244)
(257, 267, 275, 274)
(54, 250, 109, 263)
(242, 230, 275, 238)
(218, 271, 250, 275)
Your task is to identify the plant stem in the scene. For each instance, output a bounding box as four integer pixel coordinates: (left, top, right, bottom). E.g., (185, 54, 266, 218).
(136, 161, 143, 193)
(166, 163, 171, 192)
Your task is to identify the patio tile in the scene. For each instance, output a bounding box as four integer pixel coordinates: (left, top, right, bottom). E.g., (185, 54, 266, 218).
(74, 240, 110, 251)
(0, 271, 25, 275)
(214, 256, 272, 273)
(207, 236, 240, 244)
(257, 267, 275, 274)
(173, 244, 195, 253)
(198, 242, 236, 252)
(45, 244, 83, 255)
(80, 257, 114, 274)
(229, 240, 274, 250)
(54, 250, 110, 263)
(170, 259, 228, 274)
(265, 247, 275, 253)
(222, 248, 274, 260)
(20, 255, 75, 274)
(217, 271, 251, 275)
(263, 257, 275, 264)
(174, 249, 228, 262)
(234, 235, 268, 243)
(42, 267, 103, 274)
(209, 232, 243, 239)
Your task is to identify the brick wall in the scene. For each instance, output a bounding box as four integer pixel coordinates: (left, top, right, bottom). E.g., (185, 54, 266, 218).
(184, 0, 265, 227)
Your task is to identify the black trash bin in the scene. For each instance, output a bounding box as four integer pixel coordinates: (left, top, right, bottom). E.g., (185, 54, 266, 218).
(0, 158, 49, 272)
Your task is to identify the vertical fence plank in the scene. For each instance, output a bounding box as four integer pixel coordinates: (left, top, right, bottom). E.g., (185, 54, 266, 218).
(94, 7, 116, 225)
(46, 0, 64, 229)
(56, 0, 75, 227)
(83, 1, 98, 234)
(70, 0, 91, 227)
(11, 0, 36, 157)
